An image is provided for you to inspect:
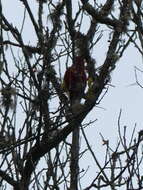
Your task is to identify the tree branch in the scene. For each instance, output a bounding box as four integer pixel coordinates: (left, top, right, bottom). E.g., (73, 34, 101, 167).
(0, 170, 19, 189)
(82, 3, 123, 28)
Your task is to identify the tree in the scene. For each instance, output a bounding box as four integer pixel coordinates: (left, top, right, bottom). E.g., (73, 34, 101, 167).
(0, 0, 143, 189)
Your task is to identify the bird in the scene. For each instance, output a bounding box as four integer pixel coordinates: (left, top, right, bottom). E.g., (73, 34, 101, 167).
(63, 56, 87, 105)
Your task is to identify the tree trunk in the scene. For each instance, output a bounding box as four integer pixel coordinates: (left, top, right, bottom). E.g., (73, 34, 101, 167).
(70, 127, 80, 190)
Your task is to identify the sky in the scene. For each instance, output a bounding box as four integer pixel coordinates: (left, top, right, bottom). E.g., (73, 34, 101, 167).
(1, 0, 143, 189)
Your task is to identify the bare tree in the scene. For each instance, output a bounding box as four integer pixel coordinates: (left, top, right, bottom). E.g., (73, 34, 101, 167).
(0, 0, 143, 190)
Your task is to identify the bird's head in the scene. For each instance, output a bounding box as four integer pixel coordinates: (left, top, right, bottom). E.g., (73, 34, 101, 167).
(74, 56, 86, 71)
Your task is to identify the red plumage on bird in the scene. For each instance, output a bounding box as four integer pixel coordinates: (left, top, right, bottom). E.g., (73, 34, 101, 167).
(63, 56, 87, 104)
